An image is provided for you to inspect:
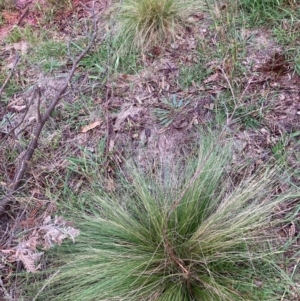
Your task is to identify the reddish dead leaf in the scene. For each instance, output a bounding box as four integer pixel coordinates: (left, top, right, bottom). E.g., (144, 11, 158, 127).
(80, 121, 101, 133)
(1, 11, 20, 24)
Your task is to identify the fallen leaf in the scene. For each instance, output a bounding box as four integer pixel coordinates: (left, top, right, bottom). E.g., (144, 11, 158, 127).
(204, 103, 214, 110)
(108, 139, 115, 152)
(80, 121, 101, 133)
(203, 72, 221, 84)
(1, 11, 19, 24)
(11, 105, 26, 112)
(4, 41, 29, 55)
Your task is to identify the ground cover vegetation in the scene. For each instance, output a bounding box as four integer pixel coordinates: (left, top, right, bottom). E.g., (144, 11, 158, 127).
(0, 0, 300, 300)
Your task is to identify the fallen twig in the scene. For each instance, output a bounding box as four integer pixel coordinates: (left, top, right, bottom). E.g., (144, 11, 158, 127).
(16, 7, 29, 26)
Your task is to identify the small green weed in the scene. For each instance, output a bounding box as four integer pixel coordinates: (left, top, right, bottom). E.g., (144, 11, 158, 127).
(271, 133, 300, 167)
(50, 97, 100, 131)
(36, 41, 67, 57)
(154, 95, 190, 127)
(179, 62, 211, 89)
(5, 25, 38, 44)
(0, 13, 4, 26)
(0, 73, 21, 100)
(0, 112, 14, 131)
(273, 25, 299, 47)
(29, 40, 68, 72)
(234, 103, 265, 129)
(6, 27, 22, 43)
(34, 0, 71, 25)
(272, 138, 288, 165)
(79, 39, 140, 75)
(67, 138, 107, 186)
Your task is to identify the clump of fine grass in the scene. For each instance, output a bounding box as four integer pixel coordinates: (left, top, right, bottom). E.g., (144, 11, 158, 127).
(26, 135, 298, 301)
(113, 0, 198, 53)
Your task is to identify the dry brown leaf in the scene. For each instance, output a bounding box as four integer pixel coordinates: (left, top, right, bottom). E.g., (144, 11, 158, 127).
(0, 249, 15, 255)
(4, 41, 29, 56)
(39, 216, 80, 249)
(203, 72, 221, 84)
(80, 121, 101, 133)
(1, 11, 19, 24)
(10, 105, 26, 112)
(24, 232, 39, 250)
(43, 215, 52, 225)
(0, 215, 80, 273)
(42, 228, 67, 249)
(15, 248, 44, 273)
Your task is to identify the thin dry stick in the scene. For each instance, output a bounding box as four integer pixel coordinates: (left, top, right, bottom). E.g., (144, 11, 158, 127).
(16, 7, 29, 25)
(0, 55, 20, 97)
(0, 15, 99, 216)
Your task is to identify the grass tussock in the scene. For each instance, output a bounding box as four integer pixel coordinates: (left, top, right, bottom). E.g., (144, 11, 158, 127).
(27, 136, 297, 301)
(113, 0, 197, 53)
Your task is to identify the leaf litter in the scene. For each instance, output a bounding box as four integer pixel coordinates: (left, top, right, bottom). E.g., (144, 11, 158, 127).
(1, 215, 79, 273)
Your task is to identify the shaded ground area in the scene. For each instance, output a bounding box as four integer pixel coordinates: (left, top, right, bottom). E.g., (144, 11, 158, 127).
(0, 0, 300, 299)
